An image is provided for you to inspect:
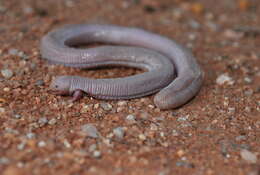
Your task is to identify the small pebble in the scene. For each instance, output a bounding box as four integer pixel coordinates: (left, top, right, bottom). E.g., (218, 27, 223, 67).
(3, 87, 10, 92)
(8, 48, 19, 55)
(175, 161, 194, 168)
(172, 130, 179, 136)
(126, 114, 136, 122)
(216, 74, 234, 85)
(244, 106, 251, 112)
(188, 33, 197, 41)
(188, 19, 201, 30)
(224, 29, 243, 39)
(206, 21, 220, 32)
(0, 157, 10, 164)
(38, 117, 48, 126)
(65, 0, 75, 7)
(35, 79, 45, 86)
(244, 89, 253, 96)
(23, 6, 34, 14)
(240, 149, 257, 163)
(18, 51, 28, 60)
(17, 142, 26, 150)
(235, 135, 247, 141)
(244, 77, 252, 84)
(88, 144, 97, 152)
(93, 150, 101, 158)
(81, 104, 93, 113)
(26, 132, 36, 139)
(148, 104, 155, 109)
(117, 101, 127, 106)
(177, 115, 189, 122)
(172, 8, 183, 19)
(0, 107, 5, 113)
(0, 5, 6, 13)
(150, 123, 158, 131)
(94, 103, 99, 109)
(228, 107, 235, 114)
(1, 69, 13, 79)
(48, 118, 57, 125)
(100, 103, 112, 111)
(81, 124, 100, 138)
(13, 114, 22, 119)
(138, 134, 146, 141)
(177, 150, 185, 157)
(63, 140, 71, 148)
(113, 127, 125, 139)
(38, 141, 47, 147)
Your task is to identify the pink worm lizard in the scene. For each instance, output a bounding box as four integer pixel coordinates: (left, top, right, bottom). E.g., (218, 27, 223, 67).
(40, 24, 204, 109)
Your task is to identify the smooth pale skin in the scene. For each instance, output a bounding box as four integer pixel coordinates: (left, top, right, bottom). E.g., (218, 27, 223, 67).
(40, 24, 204, 109)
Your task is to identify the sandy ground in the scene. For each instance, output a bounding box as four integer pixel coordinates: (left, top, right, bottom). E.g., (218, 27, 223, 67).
(0, 0, 259, 174)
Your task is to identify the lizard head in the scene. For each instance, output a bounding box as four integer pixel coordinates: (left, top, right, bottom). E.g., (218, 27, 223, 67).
(49, 76, 71, 95)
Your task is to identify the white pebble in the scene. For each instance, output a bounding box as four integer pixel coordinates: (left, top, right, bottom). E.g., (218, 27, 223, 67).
(3, 87, 10, 92)
(48, 118, 57, 125)
(177, 115, 189, 122)
(117, 101, 127, 106)
(240, 149, 257, 164)
(244, 77, 252, 83)
(138, 134, 146, 140)
(216, 74, 234, 85)
(93, 150, 101, 158)
(126, 114, 136, 121)
(0, 107, 5, 113)
(38, 141, 46, 147)
(63, 140, 71, 148)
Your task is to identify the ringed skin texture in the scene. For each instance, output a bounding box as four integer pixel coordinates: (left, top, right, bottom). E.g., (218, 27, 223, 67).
(40, 24, 204, 109)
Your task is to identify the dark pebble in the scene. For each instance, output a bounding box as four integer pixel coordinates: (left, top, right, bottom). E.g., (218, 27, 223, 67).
(144, 5, 157, 13)
(35, 79, 44, 86)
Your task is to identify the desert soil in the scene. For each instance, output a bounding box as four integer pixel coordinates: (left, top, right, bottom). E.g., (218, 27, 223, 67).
(0, 0, 259, 175)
